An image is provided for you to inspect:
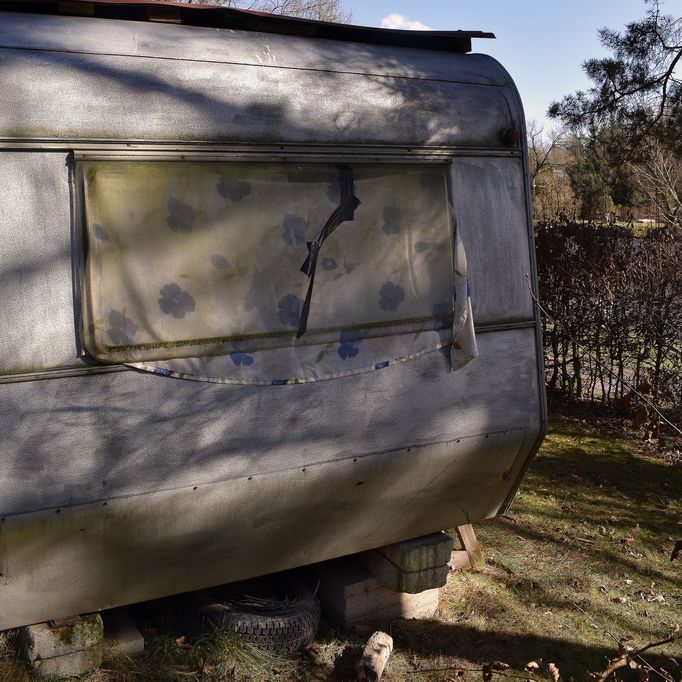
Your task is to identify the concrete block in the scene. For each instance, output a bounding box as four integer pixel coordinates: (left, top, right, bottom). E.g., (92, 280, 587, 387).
(359, 549, 449, 593)
(31, 645, 103, 679)
(316, 558, 439, 624)
(448, 549, 472, 571)
(103, 609, 145, 656)
(19, 614, 103, 678)
(20, 614, 103, 661)
(376, 532, 454, 572)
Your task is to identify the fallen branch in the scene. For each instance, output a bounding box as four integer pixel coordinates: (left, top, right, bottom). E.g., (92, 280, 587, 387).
(594, 647, 629, 682)
(632, 632, 682, 658)
(593, 630, 681, 682)
(406, 664, 535, 680)
(407, 628, 680, 682)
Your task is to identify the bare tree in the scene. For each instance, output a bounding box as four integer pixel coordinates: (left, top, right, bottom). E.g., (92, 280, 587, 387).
(634, 139, 682, 226)
(527, 120, 566, 184)
(189, 0, 352, 23)
(527, 121, 578, 221)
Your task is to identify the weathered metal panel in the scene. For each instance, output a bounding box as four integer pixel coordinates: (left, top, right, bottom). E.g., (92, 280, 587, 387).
(0, 10, 545, 631)
(0, 10, 522, 147)
(452, 156, 534, 323)
(0, 152, 77, 374)
(0, 328, 541, 515)
(0, 48, 513, 146)
(0, 12, 505, 86)
(0, 425, 529, 630)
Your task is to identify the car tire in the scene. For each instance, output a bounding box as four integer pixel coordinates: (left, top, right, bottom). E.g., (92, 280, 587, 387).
(200, 578, 320, 654)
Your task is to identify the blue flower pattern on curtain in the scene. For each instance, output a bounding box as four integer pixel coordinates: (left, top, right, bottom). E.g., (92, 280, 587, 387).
(158, 283, 196, 319)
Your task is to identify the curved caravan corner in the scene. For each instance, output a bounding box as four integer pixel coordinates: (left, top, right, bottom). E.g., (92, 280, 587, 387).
(0, 2, 546, 631)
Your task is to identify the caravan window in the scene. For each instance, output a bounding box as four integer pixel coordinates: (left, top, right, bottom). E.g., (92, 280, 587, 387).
(81, 160, 474, 384)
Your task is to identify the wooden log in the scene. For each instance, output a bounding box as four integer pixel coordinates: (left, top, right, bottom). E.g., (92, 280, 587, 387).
(356, 631, 393, 681)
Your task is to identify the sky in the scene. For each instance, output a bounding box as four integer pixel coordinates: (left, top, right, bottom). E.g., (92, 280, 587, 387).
(342, 0, 682, 130)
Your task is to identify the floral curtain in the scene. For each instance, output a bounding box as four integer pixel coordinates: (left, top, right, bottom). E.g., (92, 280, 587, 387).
(81, 160, 477, 384)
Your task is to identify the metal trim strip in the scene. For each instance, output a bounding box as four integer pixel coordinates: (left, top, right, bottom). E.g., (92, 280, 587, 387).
(486, 53, 549, 514)
(0, 141, 523, 158)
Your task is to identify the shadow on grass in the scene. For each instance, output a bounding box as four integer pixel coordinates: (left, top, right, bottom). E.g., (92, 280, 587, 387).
(494, 515, 677, 587)
(390, 619, 680, 682)
(507, 417, 682, 582)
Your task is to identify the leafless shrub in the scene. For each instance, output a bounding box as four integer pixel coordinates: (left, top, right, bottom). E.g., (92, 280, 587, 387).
(535, 221, 682, 430)
(188, 0, 352, 23)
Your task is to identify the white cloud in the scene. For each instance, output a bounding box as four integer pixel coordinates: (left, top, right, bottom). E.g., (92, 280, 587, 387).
(380, 13, 432, 31)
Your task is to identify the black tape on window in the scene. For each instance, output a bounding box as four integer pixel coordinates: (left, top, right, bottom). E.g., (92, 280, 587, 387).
(297, 165, 360, 338)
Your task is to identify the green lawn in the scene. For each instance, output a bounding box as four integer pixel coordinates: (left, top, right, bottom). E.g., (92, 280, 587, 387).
(386, 415, 681, 681)
(2, 414, 680, 681)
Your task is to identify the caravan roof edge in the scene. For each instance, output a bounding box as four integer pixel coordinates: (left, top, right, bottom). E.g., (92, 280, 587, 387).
(0, 0, 495, 53)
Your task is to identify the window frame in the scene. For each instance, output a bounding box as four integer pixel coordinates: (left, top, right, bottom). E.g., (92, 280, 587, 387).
(73, 148, 458, 368)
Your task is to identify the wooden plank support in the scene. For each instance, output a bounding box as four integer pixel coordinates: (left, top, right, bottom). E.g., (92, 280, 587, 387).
(458, 524, 484, 569)
(58, 2, 94, 16)
(147, 6, 182, 24)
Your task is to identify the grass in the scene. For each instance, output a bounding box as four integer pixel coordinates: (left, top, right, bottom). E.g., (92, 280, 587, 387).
(1, 411, 680, 681)
(383, 414, 681, 681)
(96, 628, 299, 682)
(0, 632, 31, 682)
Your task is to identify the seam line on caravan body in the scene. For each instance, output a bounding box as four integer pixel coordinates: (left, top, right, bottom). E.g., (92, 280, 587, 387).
(0, 427, 526, 520)
(0, 44, 507, 89)
(0, 322, 537, 384)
